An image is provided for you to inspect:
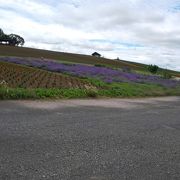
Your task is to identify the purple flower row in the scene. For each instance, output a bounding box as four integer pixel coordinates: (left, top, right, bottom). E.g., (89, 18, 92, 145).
(0, 56, 179, 88)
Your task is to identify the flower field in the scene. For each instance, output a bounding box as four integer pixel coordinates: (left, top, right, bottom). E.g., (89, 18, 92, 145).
(0, 61, 93, 89)
(0, 56, 180, 88)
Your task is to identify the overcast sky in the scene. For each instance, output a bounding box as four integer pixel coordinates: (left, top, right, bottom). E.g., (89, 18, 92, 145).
(0, 0, 180, 71)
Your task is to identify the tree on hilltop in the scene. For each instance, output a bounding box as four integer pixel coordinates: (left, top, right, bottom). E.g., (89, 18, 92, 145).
(0, 28, 4, 36)
(0, 28, 25, 46)
(8, 34, 25, 46)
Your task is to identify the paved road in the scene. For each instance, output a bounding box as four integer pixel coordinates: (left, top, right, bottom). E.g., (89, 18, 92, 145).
(0, 97, 180, 180)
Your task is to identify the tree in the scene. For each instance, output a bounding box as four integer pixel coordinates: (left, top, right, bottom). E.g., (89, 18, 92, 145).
(8, 34, 25, 46)
(0, 28, 25, 46)
(0, 28, 4, 36)
(0, 29, 9, 44)
(0, 28, 5, 43)
(147, 64, 159, 74)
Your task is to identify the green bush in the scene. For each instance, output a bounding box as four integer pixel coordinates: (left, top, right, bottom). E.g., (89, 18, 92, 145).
(86, 89, 98, 97)
(147, 64, 159, 74)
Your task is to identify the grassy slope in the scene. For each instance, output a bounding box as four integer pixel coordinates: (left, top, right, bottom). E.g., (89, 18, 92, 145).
(0, 45, 180, 99)
(1, 45, 179, 76)
(0, 45, 145, 70)
(1, 83, 180, 100)
(120, 59, 180, 77)
(0, 61, 180, 99)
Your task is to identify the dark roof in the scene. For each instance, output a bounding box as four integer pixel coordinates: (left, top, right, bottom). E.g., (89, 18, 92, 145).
(92, 52, 101, 56)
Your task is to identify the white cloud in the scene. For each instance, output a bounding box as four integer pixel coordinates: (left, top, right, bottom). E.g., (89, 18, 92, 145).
(0, 0, 180, 71)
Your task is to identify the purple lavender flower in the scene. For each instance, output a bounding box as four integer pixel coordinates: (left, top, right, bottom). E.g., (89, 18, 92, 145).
(0, 56, 179, 88)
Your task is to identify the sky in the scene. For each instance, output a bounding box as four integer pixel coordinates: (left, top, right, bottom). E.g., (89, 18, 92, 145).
(0, 0, 180, 71)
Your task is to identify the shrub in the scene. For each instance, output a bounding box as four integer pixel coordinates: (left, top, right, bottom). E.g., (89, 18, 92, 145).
(86, 89, 98, 97)
(147, 64, 159, 74)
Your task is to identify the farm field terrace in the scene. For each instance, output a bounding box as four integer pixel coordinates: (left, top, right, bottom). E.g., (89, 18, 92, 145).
(0, 45, 142, 70)
(1, 45, 180, 76)
(0, 57, 180, 100)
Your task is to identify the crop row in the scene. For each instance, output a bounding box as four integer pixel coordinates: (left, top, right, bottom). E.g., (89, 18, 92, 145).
(0, 61, 93, 89)
(0, 57, 180, 88)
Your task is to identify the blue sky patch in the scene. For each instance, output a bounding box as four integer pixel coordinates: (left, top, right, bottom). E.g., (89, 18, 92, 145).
(90, 39, 144, 48)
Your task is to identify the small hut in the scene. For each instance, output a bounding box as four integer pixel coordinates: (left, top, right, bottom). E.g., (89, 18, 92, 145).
(92, 52, 101, 58)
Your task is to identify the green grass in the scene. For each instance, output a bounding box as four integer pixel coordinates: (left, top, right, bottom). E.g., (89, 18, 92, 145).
(99, 83, 180, 97)
(0, 88, 86, 100)
(1, 83, 180, 100)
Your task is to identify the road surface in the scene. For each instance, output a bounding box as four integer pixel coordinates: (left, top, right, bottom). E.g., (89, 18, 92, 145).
(0, 97, 180, 180)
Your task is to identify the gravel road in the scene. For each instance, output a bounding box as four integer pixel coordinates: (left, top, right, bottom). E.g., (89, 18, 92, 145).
(0, 97, 180, 180)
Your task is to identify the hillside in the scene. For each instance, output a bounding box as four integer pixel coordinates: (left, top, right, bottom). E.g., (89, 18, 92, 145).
(0, 45, 180, 99)
(0, 45, 179, 77)
(0, 45, 148, 71)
